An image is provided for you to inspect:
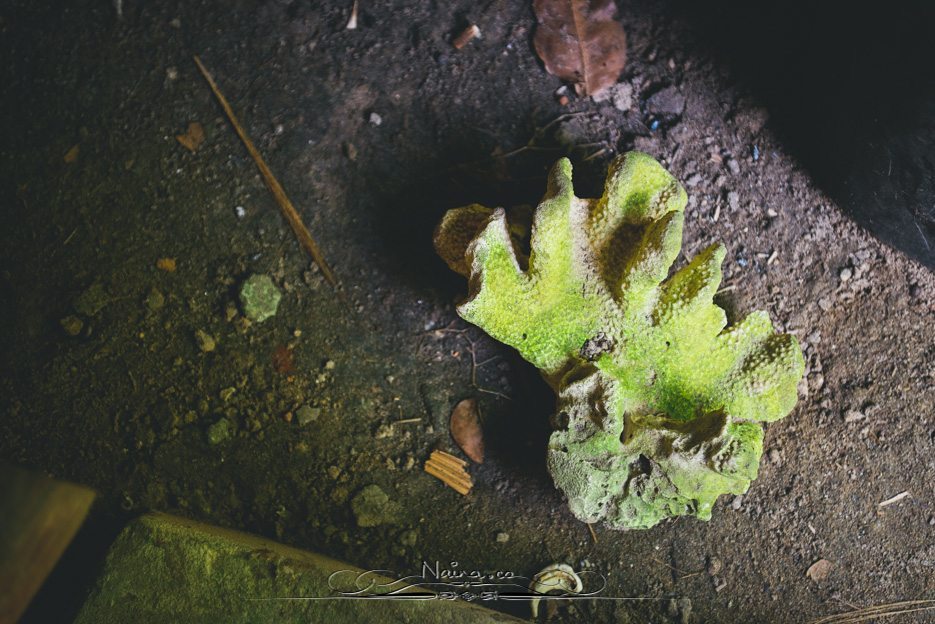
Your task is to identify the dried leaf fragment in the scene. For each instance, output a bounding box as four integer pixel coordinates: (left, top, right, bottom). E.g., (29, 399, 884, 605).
(533, 0, 627, 97)
(424, 450, 473, 495)
(64, 144, 80, 163)
(806, 558, 833, 582)
(450, 398, 484, 463)
(176, 122, 205, 152)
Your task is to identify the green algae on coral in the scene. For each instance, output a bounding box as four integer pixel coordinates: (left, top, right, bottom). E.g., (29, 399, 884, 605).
(434, 152, 805, 530)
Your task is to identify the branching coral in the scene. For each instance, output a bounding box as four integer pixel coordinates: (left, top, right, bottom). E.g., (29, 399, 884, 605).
(434, 153, 805, 530)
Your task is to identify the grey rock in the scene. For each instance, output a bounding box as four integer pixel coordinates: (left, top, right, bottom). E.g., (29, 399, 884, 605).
(296, 405, 320, 426)
(647, 86, 686, 117)
(351, 485, 400, 527)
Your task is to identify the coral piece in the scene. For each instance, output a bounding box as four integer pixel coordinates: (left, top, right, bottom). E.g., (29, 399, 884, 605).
(434, 153, 804, 530)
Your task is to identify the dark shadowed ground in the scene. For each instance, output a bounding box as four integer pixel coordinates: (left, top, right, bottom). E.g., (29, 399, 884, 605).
(1, 1, 932, 622)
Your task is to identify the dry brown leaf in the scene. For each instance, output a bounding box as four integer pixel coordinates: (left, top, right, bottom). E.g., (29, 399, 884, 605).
(806, 558, 833, 582)
(176, 122, 205, 152)
(533, 0, 627, 97)
(63, 144, 80, 164)
(450, 398, 484, 463)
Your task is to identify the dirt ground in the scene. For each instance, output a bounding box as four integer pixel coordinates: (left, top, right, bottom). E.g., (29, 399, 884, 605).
(1, 1, 932, 622)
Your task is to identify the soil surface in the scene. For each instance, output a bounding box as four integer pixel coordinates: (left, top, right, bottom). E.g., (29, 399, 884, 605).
(1, 1, 932, 622)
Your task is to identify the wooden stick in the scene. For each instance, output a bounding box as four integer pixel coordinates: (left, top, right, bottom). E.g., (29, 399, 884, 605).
(425, 460, 472, 488)
(431, 450, 468, 468)
(425, 465, 472, 494)
(192, 55, 337, 287)
(425, 464, 472, 495)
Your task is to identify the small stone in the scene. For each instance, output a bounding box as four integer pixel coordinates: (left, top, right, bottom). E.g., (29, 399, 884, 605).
(60, 315, 84, 336)
(496, 532, 510, 543)
(195, 329, 216, 352)
(74, 282, 109, 316)
(685, 173, 703, 187)
(235, 205, 246, 218)
(727, 191, 740, 211)
(296, 405, 320, 426)
(768, 448, 781, 464)
(369, 112, 382, 126)
(351, 485, 400, 527)
(808, 373, 825, 392)
(239, 274, 282, 322)
(844, 410, 865, 423)
(324, 359, 336, 370)
(399, 529, 418, 547)
(327, 465, 341, 480)
(705, 556, 722, 576)
(646, 86, 686, 117)
(817, 297, 833, 312)
(206, 418, 231, 445)
(145, 287, 165, 312)
(594, 82, 634, 111)
(731, 495, 743, 510)
(726, 158, 740, 175)
(806, 558, 833, 582)
(165, 66, 179, 81)
(839, 267, 853, 282)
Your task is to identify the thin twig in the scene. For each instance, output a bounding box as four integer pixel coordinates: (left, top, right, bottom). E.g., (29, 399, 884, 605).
(193, 55, 337, 286)
(809, 600, 935, 624)
(586, 523, 598, 544)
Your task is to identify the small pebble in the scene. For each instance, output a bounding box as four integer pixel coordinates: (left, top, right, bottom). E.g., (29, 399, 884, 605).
(296, 405, 321, 426)
(726, 158, 740, 174)
(235, 205, 246, 218)
(369, 112, 382, 126)
(496, 532, 510, 543)
(768, 448, 781, 464)
(165, 66, 179, 81)
(731, 495, 743, 510)
(706, 556, 723, 576)
(727, 191, 740, 211)
(60, 315, 84, 336)
(195, 329, 216, 352)
(839, 267, 853, 282)
(207, 418, 231, 445)
(844, 410, 865, 423)
(145, 287, 165, 312)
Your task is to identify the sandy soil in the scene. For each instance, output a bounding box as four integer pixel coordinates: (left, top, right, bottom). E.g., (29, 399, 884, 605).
(1, 1, 932, 622)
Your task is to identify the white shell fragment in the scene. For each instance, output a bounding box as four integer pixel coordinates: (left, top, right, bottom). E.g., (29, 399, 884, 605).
(529, 563, 583, 618)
